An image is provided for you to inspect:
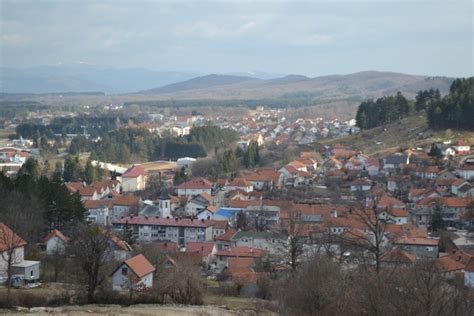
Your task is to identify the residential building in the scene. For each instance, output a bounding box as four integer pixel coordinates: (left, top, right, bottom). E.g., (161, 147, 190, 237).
(121, 166, 148, 192)
(176, 178, 213, 197)
(44, 229, 69, 255)
(111, 254, 155, 291)
(113, 216, 214, 246)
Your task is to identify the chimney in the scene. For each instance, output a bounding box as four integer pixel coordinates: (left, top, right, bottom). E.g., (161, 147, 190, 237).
(331, 208, 338, 218)
(145, 216, 148, 220)
(175, 217, 178, 221)
(166, 216, 170, 219)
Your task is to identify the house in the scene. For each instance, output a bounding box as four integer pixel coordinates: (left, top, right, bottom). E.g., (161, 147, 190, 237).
(453, 140, 471, 155)
(437, 256, 465, 279)
(215, 246, 267, 271)
(111, 195, 142, 222)
(185, 241, 217, 266)
(121, 166, 148, 192)
(196, 205, 219, 221)
(456, 165, 474, 180)
(185, 192, 213, 216)
(44, 229, 69, 255)
(113, 216, 214, 246)
(79, 186, 100, 201)
(378, 208, 409, 224)
(225, 178, 253, 193)
(0, 223, 40, 287)
(111, 254, 156, 291)
(380, 248, 416, 267)
(108, 235, 132, 261)
(350, 179, 372, 192)
(214, 229, 237, 250)
(83, 200, 114, 226)
(211, 220, 228, 238)
(366, 159, 380, 176)
(393, 237, 439, 259)
(231, 231, 284, 255)
(383, 153, 409, 171)
(176, 178, 213, 197)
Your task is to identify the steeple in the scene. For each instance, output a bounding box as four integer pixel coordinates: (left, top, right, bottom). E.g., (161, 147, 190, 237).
(158, 183, 171, 218)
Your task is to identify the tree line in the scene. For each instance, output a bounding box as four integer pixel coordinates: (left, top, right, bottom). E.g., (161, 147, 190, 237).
(89, 125, 238, 163)
(0, 170, 86, 242)
(427, 77, 474, 130)
(355, 92, 410, 129)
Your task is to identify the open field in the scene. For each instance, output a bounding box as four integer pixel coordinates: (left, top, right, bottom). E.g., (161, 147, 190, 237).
(320, 114, 474, 157)
(137, 161, 178, 172)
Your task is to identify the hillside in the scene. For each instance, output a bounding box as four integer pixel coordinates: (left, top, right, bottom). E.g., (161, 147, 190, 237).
(139, 71, 453, 101)
(320, 113, 474, 157)
(141, 74, 259, 94)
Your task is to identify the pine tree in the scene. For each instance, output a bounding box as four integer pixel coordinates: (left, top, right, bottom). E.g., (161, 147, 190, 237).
(121, 221, 135, 245)
(84, 159, 96, 184)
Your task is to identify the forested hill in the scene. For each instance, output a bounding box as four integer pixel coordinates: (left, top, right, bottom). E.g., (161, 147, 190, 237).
(427, 78, 474, 130)
(355, 77, 473, 131)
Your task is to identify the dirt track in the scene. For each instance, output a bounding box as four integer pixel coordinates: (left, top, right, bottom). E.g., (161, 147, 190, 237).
(6, 304, 244, 315)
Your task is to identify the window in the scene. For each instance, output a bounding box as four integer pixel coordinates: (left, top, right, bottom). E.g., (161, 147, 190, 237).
(30, 270, 34, 277)
(122, 267, 128, 275)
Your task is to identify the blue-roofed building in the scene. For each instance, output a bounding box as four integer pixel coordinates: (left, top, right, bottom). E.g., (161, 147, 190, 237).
(213, 207, 242, 222)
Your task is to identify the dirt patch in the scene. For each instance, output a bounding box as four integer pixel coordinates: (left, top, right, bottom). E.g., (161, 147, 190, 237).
(7, 304, 242, 315)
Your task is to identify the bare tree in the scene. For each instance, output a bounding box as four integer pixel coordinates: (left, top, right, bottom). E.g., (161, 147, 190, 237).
(276, 255, 349, 315)
(342, 201, 390, 273)
(275, 211, 305, 271)
(68, 224, 112, 302)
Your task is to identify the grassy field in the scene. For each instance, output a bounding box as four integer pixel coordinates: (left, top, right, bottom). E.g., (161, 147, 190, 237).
(321, 114, 474, 157)
(138, 160, 178, 172)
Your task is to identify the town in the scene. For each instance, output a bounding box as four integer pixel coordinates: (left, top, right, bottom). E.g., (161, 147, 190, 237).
(1, 78, 474, 314)
(1, 0, 473, 314)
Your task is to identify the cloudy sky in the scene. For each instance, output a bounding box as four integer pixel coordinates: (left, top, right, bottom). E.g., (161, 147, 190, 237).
(1, 0, 472, 77)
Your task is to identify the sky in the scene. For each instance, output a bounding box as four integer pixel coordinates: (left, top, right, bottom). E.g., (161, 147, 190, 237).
(1, 0, 473, 77)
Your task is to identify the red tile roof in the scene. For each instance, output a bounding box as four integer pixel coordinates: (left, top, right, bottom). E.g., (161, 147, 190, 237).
(114, 216, 214, 228)
(122, 166, 147, 177)
(65, 182, 85, 193)
(185, 242, 215, 258)
(83, 199, 114, 210)
(177, 178, 213, 190)
(43, 229, 69, 243)
(228, 177, 252, 187)
(438, 256, 465, 272)
(381, 248, 416, 264)
(79, 186, 97, 197)
(0, 223, 27, 252)
(215, 229, 237, 241)
(114, 195, 141, 206)
(395, 237, 439, 246)
(122, 254, 156, 278)
(216, 246, 267, 258)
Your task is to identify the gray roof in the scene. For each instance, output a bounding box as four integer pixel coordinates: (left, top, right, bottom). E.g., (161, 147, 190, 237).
(139, 205, 160, 216)
(384, 154, 408, 165)
(300, 214, 324, 223)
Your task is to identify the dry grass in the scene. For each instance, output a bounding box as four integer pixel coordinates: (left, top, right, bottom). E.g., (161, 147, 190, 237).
(138, 161, 177, 172)
(321, 114, 474, 157)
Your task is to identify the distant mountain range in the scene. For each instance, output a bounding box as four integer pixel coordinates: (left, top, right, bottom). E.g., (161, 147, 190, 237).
(139, 71, 454, 101)
(0, 63, 202, 94)
(0, 64, 454, 102)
